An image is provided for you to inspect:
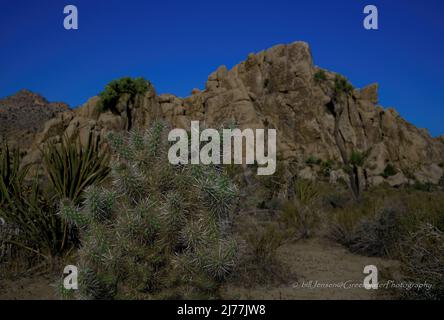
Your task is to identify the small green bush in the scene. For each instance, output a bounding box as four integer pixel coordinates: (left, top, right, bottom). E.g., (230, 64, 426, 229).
(314, 69, 327, 83)
(321, 160, 334, 177)
(306, 155, 322, 166)
(382, 164, 397, 178)
(334, 74, 354, 96)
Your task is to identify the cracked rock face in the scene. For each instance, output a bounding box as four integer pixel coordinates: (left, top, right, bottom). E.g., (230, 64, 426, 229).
(25, 41, 444, 185)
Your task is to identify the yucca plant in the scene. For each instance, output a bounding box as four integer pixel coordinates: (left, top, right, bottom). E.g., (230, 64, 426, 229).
(1, 132, 111, 265)
(0, 142, 28, 204)
(42, 132, 110, 205)
(0, 143, 68, 262)
(343, 149, 368, 201)
(59, 122, 239, 299)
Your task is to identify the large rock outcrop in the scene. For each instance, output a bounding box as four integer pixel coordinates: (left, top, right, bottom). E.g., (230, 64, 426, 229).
(23, 41, 444, 186)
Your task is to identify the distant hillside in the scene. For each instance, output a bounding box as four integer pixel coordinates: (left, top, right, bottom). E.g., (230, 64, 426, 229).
(0, 89, 69, 148)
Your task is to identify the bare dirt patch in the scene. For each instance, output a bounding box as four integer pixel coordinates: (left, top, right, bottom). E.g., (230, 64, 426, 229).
(0, 273, 57, 300)
(222, 237, 400, 299)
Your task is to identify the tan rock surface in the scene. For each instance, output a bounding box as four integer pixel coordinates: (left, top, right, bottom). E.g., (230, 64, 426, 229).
(25, 41, 444, 185)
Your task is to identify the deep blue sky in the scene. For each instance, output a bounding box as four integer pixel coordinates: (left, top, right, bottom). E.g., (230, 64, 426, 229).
(0, 0, 443, 136)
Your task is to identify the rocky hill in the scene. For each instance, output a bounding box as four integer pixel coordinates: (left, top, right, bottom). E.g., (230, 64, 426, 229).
(0, 89, 69, 149)
(22, 41, 444, 188)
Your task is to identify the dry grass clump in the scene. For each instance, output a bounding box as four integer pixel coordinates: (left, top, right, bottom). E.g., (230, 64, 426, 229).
(328, 188, 444, 299)
(228, 214, 292, 287)
(398, 223, 444, 300)
(280, 179, 321, 239)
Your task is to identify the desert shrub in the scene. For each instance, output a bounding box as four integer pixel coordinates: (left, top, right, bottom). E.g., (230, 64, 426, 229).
(294, 179, 320, 207)
(382, 164, 397, 178)
(244, 221, 284, 266)
(256, 161, 289, 201)
(331, 200, 421, 257)
(42, 132, 110, 205)
(329, 188, 444, 299)
(280, 180, 320, 239)
(398, 224, 444, 300)
(329, 194, 383, 250)
(230, 215, 290, 287)
(319, 181, 351, 209)
(397, 192, 444, 232)
(329, 209, 361, 246)
(321, 159, 334, 177)
(346, 208, 402, 257)
(59, 123, 239, 299)
(330, 189, 444, 255)
(333, 74, 354, 96)
(314, 69, 327, 83)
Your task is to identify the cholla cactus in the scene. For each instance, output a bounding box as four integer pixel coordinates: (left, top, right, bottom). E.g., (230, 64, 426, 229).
(61, 122, 239, 299)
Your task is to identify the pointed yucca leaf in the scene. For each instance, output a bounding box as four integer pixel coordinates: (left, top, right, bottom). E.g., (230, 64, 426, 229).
(0, 142, 75, 258)
(42, 132, 110, 204)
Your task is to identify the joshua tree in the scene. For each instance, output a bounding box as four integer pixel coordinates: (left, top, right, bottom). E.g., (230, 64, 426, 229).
(97, 77, 150, 131)
(59, 122, 239, 299)
(345, 150, 366, 201)
(324, 74, 365, 201)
